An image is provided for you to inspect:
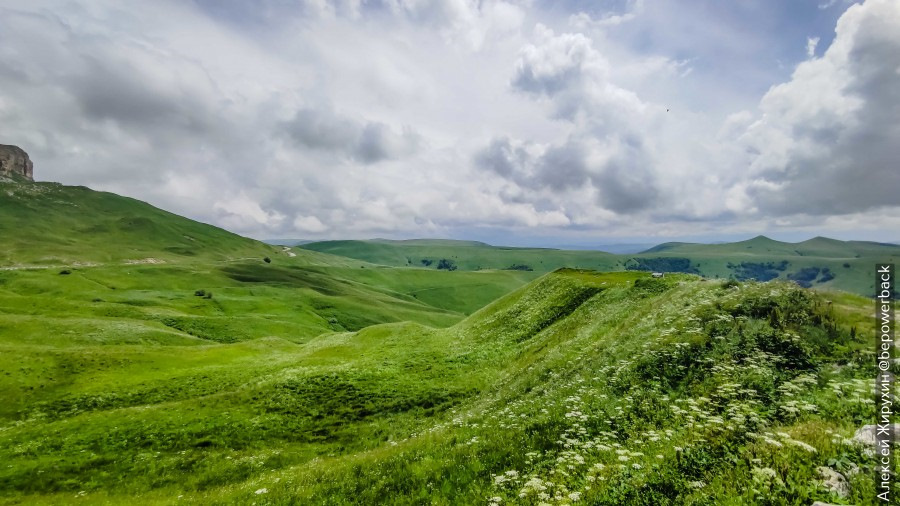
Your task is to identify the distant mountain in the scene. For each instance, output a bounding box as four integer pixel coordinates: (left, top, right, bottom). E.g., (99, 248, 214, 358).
(263, 239, 316, 247)
(641, 235, 899, 258)
(302, 235, 900, 296)
(557, 243, 656, 254)
(302, 239, 620, 273)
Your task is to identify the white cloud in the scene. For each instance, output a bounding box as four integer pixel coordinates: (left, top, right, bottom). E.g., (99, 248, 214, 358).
(806, 36, 820, 57)
(293, 215, 328, 233)
(0, 0, 896, 244)
(732, 0, 900, 216)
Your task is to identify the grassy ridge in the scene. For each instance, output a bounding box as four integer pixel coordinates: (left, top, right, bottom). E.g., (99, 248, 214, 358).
(0, 182, 278, 266)
(1, 270, 889, 504)
(302, 237, 900, 296)
(0, 181, 891, 504)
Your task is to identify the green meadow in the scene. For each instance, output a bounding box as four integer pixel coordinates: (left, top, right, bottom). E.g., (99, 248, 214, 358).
(0, 181, 894, 504)
(302, 236, 900, 297)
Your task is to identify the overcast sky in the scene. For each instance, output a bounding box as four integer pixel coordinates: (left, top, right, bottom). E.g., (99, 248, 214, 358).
(1, 0, 898, 246)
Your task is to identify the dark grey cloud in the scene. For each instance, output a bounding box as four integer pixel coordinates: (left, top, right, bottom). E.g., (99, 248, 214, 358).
(535, 142, 589, 191)
(283, 107, 418, 164)
(474, 136, 531, 177)
(591, 139, 659, 213)
(355, 124, 391, 164)
(68, 56, 215, 136)
(474, 134, 660, 214)
(284, 107, 360, 151)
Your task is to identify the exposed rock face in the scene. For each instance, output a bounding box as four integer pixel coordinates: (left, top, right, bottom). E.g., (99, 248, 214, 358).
(0, 145, 33, 181)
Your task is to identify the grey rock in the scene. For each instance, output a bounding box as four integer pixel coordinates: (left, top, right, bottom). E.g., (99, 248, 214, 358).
(816, 466, 849, 498)
(811, 502, 842, 506)
(0, 144, 33, 181)
(853, 424, 900, 446)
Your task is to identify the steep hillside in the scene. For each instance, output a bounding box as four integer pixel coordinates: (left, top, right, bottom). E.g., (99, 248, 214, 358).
(0, 181, 280, 266)
(0, 270, 886, 504)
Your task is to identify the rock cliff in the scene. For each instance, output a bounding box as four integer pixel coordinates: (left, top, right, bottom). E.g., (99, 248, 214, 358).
(0, 145, 33, 181)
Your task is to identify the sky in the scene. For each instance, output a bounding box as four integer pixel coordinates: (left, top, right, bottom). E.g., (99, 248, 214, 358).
(0, 0, 898, 247)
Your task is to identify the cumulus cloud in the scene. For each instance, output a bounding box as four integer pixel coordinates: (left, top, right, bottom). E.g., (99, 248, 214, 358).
(512, 26, 606, 99)
(478, 24, 663, 215)
(282, 106, 419, 164)
(733, 0, 900, 216)
(0, 0, 896, 244)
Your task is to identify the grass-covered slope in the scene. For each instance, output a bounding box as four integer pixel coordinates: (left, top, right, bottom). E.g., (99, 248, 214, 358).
(302, 239, 622, 273)
(302, 236, 900, 296)
(0, 181, 542, 333)
(0, 181, 280, 266)
(637, 235, 900, 296)
(0, 270, 888, 504)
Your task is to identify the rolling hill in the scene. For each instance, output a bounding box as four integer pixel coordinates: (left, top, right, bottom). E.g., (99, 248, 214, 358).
(0, 180, 539, 345)
(301, 239, 622, 272)
(0, 182, 275, 266)
(301, 236, 900, 296)
(0, 269, 885, 504)
(0, 179, 891, 504)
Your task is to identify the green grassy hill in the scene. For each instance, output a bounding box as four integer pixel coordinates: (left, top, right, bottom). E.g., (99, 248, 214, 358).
(634, 235, 899, 296)
(0, 181, 279, 266)
(302, 236, 900, 296)
(0, 180, 892, 504)
(0, 269, 887, 504)
(0, 181, 539, 331)
(302, 239, 622, 273)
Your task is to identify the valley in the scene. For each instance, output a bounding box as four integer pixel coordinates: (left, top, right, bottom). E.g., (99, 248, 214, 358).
(0, 181, 891, 504)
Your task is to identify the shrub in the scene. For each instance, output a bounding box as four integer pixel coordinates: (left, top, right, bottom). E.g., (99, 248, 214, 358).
(194, 289, 206, 297)
(59, 269, 71, 275)
(504, 264, 533, 271)
(625, 257, 699, 274)
(437, 259, 457, 271)
(787, 267, 821, 288)
(727, 261, 789, 281)
(263, 257, 272, 264)
(632, 277, 669, 295)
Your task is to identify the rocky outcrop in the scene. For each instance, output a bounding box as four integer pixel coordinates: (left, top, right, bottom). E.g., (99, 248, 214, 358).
(0, 145, 33, 181)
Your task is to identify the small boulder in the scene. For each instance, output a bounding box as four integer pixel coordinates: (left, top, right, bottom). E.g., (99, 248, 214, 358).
(816, 467, 849, 498)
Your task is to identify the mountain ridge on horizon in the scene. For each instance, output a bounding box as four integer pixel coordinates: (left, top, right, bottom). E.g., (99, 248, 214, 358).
(291, 234, 897, 254)
(2, 178, 896, 296)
